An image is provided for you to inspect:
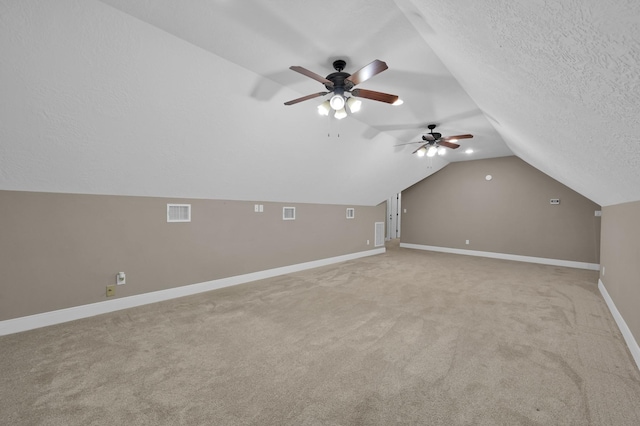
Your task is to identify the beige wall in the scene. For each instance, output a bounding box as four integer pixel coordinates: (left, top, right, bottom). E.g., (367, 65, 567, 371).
(0, 190, 385, 321)
(401, 156, 601, 263)
(600, 200, 640, 350)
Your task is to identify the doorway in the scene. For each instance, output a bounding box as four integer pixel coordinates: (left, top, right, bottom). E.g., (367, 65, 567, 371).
(386, 193, 401, 240)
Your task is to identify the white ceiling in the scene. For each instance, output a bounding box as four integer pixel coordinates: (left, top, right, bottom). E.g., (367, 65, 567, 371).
(1, 0, 638, 206)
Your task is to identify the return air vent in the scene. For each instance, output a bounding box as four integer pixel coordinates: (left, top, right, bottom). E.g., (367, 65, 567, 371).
(283, 207, 296, 220)
(167, 204, 191, 222)
(346, 208, 355, 219)
(375, 222, 385, 247)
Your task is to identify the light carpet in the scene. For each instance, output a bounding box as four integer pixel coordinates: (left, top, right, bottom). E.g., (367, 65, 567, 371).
(1, 241, 639, 425)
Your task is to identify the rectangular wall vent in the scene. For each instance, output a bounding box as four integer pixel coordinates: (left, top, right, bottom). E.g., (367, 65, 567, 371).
(346, 208, 355, 219)
(375, 222, 385, 247)
(283, 206, 296, 220)
(167, 204, 191, 222)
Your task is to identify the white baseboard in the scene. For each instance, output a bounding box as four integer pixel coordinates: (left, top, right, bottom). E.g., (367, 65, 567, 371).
(0, 247, 385, 336)
(399, 243, 600, 271)
(598, 279, 640, 372)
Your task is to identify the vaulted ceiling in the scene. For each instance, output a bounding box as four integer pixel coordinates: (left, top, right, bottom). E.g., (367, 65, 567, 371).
(1, 0, 639, 206)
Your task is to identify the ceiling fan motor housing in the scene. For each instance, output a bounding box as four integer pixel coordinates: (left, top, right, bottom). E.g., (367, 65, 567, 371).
(284, 58, 398, 106)
(422, 133, 441, 141)
(325, 60, 354, 92)
(325, 73, 353, 92)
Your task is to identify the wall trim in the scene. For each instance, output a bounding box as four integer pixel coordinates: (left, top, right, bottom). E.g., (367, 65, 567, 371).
(0, 247, 385, 336)
(399, 243, 600, 271)
(598, 279, 640, 372)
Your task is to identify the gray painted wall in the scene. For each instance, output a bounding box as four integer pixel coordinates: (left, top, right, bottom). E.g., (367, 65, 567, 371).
(0, 190, 385, 321)
(600, 200, 640, 353)
(401, 156, 601, 264)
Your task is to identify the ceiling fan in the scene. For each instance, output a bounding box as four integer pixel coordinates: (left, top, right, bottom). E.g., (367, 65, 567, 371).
(404, 124, 473, 157)
(284, 59, 401, 118)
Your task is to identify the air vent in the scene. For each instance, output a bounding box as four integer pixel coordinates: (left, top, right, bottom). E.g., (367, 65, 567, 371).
(167, 204, 191, 222)
(283, 207, 296, 220)
(346, 208, 355, 219)
(375, 222, 385, 247)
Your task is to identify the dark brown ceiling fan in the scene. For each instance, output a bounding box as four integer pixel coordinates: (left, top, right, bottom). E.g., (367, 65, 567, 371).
(399, 124, 473, 157)
(284, 59, 400, 115)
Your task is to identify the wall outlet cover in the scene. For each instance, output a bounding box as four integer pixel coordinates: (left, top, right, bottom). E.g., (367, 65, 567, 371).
(106, 285, 116, 297)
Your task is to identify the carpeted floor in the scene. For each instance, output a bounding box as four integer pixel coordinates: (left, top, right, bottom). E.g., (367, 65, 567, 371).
(1, 241, 640, 425)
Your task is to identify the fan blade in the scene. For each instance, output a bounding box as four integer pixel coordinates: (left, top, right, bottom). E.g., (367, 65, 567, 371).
(284, 92, 329, 105)
(412, 144, 428, 154)
(393, 141, 423, 147)
(346, 59, 388, 86)
(439, 141, 460, 149)
(442, 134, 473, 141)
(289, 66, 334, 89)
(351, 88, 399, 104)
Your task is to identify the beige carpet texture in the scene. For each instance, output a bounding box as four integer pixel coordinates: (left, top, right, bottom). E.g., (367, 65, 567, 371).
(2, 241, 640, 425)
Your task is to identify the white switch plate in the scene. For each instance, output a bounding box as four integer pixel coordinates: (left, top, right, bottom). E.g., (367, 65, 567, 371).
(595, 210, 602, 217)
(465, 240, 469, 245)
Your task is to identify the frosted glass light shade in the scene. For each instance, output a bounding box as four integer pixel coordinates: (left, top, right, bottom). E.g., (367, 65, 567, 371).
(317, 100, 330, 116)
(329, 94, 345, 110)
(346, 97, 362, 113)
(334, 108, 347, 120)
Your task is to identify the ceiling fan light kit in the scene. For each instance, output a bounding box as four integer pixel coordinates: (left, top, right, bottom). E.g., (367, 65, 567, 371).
(285, 59, 401, 119)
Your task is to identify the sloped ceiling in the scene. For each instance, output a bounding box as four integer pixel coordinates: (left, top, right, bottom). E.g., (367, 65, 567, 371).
(397, 0, 640, 206)
(1, 0, 638, 207)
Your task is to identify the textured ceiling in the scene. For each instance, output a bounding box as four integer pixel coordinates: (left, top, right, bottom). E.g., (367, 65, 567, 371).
(398, 0, 640, 206)
(1, 0, 638, 206)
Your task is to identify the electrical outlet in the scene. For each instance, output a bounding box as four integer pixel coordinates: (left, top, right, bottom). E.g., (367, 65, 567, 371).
(116, 272, 126, 285)
(367, 240, 370, 245)
(106, 285, 116, 297)
(465, 240, 470, 245)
